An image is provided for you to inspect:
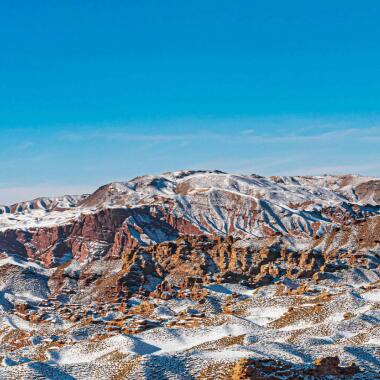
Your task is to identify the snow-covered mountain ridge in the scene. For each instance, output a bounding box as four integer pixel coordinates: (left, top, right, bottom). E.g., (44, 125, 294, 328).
(0, 170, 379, 239)
(0, 171, 380, 248)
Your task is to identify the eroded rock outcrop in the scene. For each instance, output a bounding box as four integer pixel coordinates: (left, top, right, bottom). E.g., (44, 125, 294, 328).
(231, 356, 361, 379)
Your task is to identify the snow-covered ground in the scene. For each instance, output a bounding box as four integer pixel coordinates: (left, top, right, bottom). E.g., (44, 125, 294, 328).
(0, 269, 379, 379)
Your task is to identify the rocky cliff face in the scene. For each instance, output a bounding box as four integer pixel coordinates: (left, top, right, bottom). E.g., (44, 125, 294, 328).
(44, 214, 380, 306)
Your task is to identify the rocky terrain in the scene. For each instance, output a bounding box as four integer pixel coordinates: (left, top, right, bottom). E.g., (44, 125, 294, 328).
(0, 170, 379, 379)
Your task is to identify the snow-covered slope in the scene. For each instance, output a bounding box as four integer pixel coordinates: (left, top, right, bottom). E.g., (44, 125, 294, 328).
(0, 171, 379, 239)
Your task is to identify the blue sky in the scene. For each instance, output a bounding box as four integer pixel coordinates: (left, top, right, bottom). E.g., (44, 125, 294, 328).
(0, 1, 379, 204)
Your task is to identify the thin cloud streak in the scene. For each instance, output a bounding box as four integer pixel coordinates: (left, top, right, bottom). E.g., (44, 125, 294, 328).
(3, 118, 378, 204)
(60, 131, 191, 143)
(16, 141, 34, 151)
(58, 123, 380, 146)
(236, 126, 380, 144)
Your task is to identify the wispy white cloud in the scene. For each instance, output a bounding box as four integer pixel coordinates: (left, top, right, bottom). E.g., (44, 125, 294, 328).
(60, 131, 192, 143)
(16, 141, 34, 151)
(58, 120, 380, 146)
(2, 117, 378, 204)
(235, 126, 380, 144)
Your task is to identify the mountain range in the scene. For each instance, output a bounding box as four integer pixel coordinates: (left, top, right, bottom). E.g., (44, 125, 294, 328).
(0, 170, 379, 379)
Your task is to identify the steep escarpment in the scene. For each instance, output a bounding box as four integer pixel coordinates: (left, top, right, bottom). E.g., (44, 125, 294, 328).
(46, 214, 379, 305)
(0, 207, 184, 266)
